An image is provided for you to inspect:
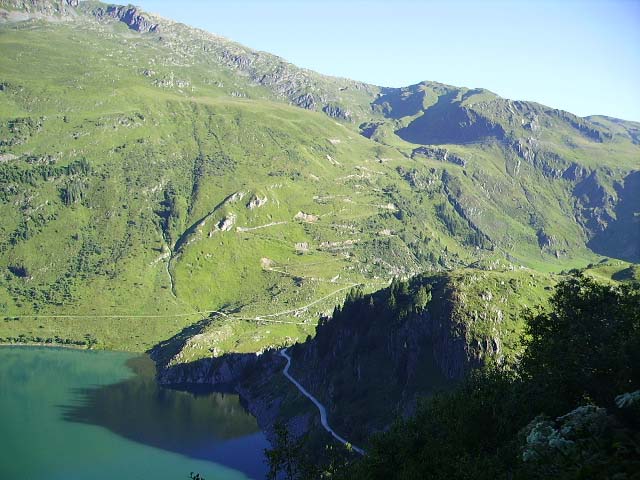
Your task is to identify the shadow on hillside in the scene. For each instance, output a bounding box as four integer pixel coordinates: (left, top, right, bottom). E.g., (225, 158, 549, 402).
(373, 85, 427, 119)
(150, 274, 464, 448)
(395, 90, 506, 145)
(149, 304, 241, 366)
(612, 265, 639, 282)
(148, 316, 213, 366)
(588, 171, 640, 263)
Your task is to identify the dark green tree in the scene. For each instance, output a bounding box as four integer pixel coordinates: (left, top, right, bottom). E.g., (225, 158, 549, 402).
(413, 285, 431, 312)
(265, 423, 304, 480)
(521, 274, 640, 413)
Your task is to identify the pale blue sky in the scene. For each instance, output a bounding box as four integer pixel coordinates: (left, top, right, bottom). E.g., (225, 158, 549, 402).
(138, 0, 640, 121)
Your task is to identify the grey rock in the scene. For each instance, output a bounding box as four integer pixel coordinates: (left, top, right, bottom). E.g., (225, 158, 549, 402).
(537, 229, 555, 249)
(573, 170, 616, 235)
(293, 93, 316, 110)
(322, 103, 351, 120)
(412, 146, 466, 167)
(95, 5, 159, 33)
(562, 162, 588, 181)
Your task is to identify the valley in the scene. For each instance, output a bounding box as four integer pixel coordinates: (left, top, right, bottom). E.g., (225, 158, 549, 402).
(0, 1, 638, 478)
(0, 2, 637, 360)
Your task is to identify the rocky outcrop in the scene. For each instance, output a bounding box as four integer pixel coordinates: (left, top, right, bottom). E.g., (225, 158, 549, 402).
(536, 229, 555, 249)
(412, 146, 466, 167)
(573, 170, 616, 234)
(94, 5, 159, 33)
(216, 213, 236, 232)
(507, 137, 568, 178)
(156, 352, 259, 386)
(587, 171, 640, 263)
(294, 211, 318, 223)
(562, 162, 589, 181)
(155, 349, 316, 445)
(247, 194, 267, 209)
(322, 103, 351, 120)
(293, 92, 316, 110)
(235, 358, 315, 445)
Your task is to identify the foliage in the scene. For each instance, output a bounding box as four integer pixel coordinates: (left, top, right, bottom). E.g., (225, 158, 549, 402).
(60, 178, 86, 206)
(521, 274, 640, 413)
(520, 401, 640, 479)
(266, 423, 304, 480)
(265, 423, 353, 480)
(157, 183, 187, 247)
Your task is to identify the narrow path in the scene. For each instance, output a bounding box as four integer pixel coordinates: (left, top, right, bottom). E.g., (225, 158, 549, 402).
(166, 251, 178, 298)
(236, 221, 288, 232)
(279, 348, 365, 456)
(7, 311, 305, 324)
(5, 285, 355, 325)
(258, 284, 356, 319)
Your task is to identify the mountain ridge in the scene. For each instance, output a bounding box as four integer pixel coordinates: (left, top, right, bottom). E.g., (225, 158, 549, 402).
(3, 0, 638, 126)
(0, 0, 637, 360)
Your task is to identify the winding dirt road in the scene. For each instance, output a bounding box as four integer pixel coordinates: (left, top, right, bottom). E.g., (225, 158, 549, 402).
(280, 348, 365, 455)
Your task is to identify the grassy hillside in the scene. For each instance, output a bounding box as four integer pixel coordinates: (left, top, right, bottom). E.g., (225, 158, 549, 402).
(0, 20, 397, 350)
(0, 1, 637, 357)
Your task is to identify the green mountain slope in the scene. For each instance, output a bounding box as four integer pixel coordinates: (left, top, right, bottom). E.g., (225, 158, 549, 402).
(0, 0, 637, 355)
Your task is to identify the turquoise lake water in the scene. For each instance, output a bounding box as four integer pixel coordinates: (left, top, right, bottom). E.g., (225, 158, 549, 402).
(0, 346, 268, 480)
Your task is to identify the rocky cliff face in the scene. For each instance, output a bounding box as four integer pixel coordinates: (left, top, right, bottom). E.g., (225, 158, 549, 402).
(573, 170, 616, 235)
(0, 0, 157, 32)
(587, 171, 640, 263)
(412, 146, 467, 167)
(282, 275, 481, 440)
(155, 351, 259, 386)
(95, 5, 159, 33)
(154, 271, 551, 445)
(154, 348, 318, 446)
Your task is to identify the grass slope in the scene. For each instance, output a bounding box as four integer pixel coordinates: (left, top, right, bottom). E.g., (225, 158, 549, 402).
(0, 3, 637, 357)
